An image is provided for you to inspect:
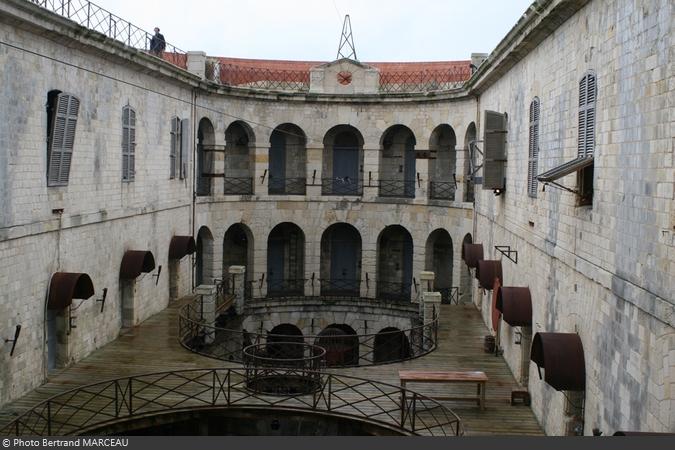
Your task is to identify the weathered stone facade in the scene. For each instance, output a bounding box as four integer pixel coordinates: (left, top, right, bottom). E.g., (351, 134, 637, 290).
(0, 0, 672, 436)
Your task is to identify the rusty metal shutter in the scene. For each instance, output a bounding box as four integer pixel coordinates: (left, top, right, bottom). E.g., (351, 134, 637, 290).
(122, 106, 136, 181)
(170, 117, 179, 179)
(47, 94, 79, 186)
(578, 72, 596, 157)
(482, 110, 507, 190)
(527, 98, 540, 197)
(180, 118, 190, 179)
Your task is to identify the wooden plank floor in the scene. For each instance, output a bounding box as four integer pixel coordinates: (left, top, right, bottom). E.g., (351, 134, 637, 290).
(0, 301, 543, 435)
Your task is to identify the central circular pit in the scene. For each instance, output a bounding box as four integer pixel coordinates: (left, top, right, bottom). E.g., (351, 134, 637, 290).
(243, 342, 326, 395)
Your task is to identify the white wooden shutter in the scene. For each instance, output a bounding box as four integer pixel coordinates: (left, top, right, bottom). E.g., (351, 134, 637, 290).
(170, 117, 178, 178)
(48, 94, 79, 186)
(180, 118, 190, 179)
(578, 72, 596, 157)
(122, 107, 136, 181)
(528, 98, 540, 197)
(482, 110, 507, 190)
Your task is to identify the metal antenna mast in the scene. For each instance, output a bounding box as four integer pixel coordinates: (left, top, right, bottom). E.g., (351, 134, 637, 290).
(336, 15, 357, 60)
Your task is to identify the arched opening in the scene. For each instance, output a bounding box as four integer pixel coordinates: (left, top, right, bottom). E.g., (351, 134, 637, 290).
(269, 124, 307, 195)
(197, 117, 215, 196)
(223, 223, 254, 288)
(459, 233, 473, 304)
(267, 324, 304, 359)
(224, 121, 255, 194)
(379, 125, 416, 198)
(428, 125, 457, 200)
(425, 229, 453, 303)
(196, 226, 214, 286)
(376, 225, 413, 302)
(267, 223, 305, 296)
(315, 324, 359, 367)
(373, 327, 411, 363)
(464, 122, 477, 202)
(320, 223, 362, 296)
(322, 125, 364, 195)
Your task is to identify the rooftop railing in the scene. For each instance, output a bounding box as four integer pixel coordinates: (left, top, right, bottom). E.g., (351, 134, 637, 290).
(29, 0, 187, 68)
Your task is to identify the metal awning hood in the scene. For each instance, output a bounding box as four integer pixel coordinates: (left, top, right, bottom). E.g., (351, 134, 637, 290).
(120, 250, 156, 279)
(168, 236, 196, 260)
(48, 272, 95, 310)
(462, 243, 484, 269)
(530, 332, 585, 391)
(496, 286, 532, 326)
(536, 156, 593, 183)
(475, 260, 503, 290)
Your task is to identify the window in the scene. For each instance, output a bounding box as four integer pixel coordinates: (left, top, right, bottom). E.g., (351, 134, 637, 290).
(482, 110, 508, 191)
(536, 71, 596, 207)
(527, 98, 540, 198)
(47, 91, 80, 186)
(122, 106, 136, 181)
(170, 116, 181, 179)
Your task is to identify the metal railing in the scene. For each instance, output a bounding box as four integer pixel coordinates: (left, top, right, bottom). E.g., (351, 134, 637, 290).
(439, 287, 460, 305)
(268, 177, 306, 195)
(376, 281, 414, 303)
(265, 278, 307, 296)
(429, 181, 456, 201)
(223, 177, 254, 195)
(0, 368, 463, 436)
(379, 180, 416, 198)
(321, 177, 363, 196)
(218, 64, 311, 91)
(319, 278, 361, 296)
(178, 299, 438, 368)
(29, 0, 187, 69)
(379, 67, 470, 93)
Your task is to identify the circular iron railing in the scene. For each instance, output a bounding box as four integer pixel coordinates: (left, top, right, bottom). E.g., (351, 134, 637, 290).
(178, 296, 438, 367)
(0, 369, 463, 436)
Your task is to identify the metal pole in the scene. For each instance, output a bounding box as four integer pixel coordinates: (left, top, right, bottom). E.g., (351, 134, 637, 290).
(46, 400, 52, 435)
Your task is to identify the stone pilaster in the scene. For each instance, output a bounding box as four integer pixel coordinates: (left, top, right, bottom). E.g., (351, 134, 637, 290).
(195, 284, 217, 344)
(228, 265, 246, 314)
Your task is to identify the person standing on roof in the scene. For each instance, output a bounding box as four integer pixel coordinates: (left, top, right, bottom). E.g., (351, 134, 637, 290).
(149, 27, 166, 56)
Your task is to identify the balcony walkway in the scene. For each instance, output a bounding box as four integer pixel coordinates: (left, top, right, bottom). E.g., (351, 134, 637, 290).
(0, 301, 543, 436)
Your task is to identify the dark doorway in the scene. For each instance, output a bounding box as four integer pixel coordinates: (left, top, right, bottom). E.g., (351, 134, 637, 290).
(267, 324, 304, 359)
(223, 224, 254, 286)
(315, 324, 359, 367)
(373, 327, 411, 363)
(267, 223, 305, 296)
(320, 223, 361, 296)
(425, 229, 454, 303)
(322, 125, 364, 196)
(376, 225, 414, 302)
(269, 124, 306, 195)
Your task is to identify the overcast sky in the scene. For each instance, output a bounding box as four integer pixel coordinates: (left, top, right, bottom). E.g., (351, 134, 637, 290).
(93, 0, 534, 61)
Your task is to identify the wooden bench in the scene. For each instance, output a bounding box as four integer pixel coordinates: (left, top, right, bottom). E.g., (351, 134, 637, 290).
(399, 370, 488, 410)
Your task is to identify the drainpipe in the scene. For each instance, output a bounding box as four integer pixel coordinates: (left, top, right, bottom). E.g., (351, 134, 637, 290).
(191, 87, 197, 291)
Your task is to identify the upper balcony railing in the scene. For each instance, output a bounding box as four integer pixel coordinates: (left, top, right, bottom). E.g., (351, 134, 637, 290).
(29, 0, 188, 68)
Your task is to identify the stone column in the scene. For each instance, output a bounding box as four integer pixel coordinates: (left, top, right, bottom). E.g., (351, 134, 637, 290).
(422, 291, 441, 348)
(415, 157, 429, 200)
(362, 145, 379, 202)
(418, 270, 435, 315)
(195, 284, 217, 344)
(228, 265, 246, 314)
(253, 144, 268, 198)
(306, 144, 323, 199)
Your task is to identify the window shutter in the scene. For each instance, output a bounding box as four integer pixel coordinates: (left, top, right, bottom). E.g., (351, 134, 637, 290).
(129, 109, 136, 180)
(48, 94, 79, 186)
(528, 98, 540, 198)
(483, 110, 507, 190)
(122, 107, 136, 181)
(578, 72, 596, 157)
(180, 118, 190, 180)
(170, 117, 178, 178)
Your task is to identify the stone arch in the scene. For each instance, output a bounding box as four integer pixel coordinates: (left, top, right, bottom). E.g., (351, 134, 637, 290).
(459, 233, 473, 304)
(425, 229, 453, 302)
(320, 223, 362, 296)
(464, 122, 477, 202)
(196, 117, 215, 196)
(373, 327, 411, 363)
(224, 121, 255, 194)
(376, 225, 413, 302)
(196, 226, 214, 286)
(223, 223, 254, 285)
(267, 323, 304, 359)
(269, 123, 307, 195)
(267, 222, 305, 296)
(428, 124, 457, 200)
(315, 324, 359, 367)
(322, 125, 364, 195)
(379, 125, 416, 198)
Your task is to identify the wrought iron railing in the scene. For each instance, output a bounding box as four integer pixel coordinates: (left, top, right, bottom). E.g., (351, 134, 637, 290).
(321, 177, 363, 196)
(429, 181, 456, 201)
(266, 278, 306, 296)
(268, 177, 306, 195)
(376, 281, 414, 302)
(29, 0, 187, 69)
(223, 177, 254, 195)
(218, 64, 311, 91)
(438, 287, 460, 305)
(379, 180, 416, 198)
(319, 278, 361, 296)
(178, 299, 437, 367)
(0, 368, 463, 436)
(379, 68, 470, 93)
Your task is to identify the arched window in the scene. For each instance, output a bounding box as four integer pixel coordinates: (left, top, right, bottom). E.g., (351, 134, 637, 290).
(122, 106, 136, 182)
(527, 98, 540, 197)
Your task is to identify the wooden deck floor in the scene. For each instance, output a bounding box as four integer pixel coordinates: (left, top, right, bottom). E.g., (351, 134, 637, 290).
(0, 301, 543, 435)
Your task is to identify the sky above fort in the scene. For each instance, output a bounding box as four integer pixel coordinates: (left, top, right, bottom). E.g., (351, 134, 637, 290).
(94, 0, 534, 61)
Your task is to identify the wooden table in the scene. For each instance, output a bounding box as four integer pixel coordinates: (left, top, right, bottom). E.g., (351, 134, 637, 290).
(399, 370, 488, 410)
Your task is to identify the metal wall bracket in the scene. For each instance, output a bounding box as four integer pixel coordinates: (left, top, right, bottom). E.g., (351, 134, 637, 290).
(495, 245, 518, 264)
(4, 325, 21, 357)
